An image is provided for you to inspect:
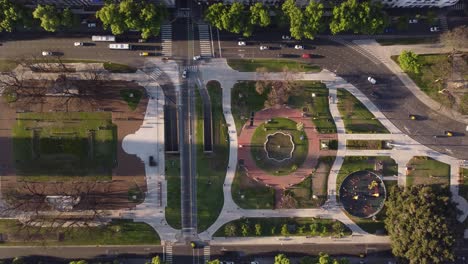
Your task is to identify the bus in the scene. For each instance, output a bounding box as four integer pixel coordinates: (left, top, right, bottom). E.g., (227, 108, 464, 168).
(109, 43, 131, 50)
(91, 35, 116, 42)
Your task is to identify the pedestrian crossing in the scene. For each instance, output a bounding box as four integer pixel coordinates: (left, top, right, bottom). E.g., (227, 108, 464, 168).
(177, 8, 191, 18)
(439, 15, 449, 32)
(185, 65, 198, 73)
(146, 67, 163, 81)
(198, 24, 213, 58)
(203, 246, 211, 263)
(166, 245, 173, 264)
(450, 1, 465, 10)
(327, 36, 382, 65)
(161, 24, 173, 58)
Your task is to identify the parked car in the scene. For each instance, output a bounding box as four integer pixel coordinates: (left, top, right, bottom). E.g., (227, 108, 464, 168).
(444, 130, 454, 137)
(384, 27, 395, 33)
(302, 53, 311, 58)
(259, 45, 269, 50)
(87, 23, 96, 28)
(138, 38, 146, 43)
(74, 42, 83, 46)
(430, 26, 440, 32)
(282, 35, 291, 40)
(41, 51, 52, 56)
(408, 19, 418, 24)
(294, 45, 304, 50)
(149, 156, 157, 166)
(238, 41, 246, 46)
(193, 55, 201, 61)
(409, 114, 417, 120)
(182, 70, 187, 78)
(367, 76, 377, 84)
(139, 52, 149, 56)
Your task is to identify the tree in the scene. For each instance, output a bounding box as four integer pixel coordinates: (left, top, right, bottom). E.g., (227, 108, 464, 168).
(330, 0, 387, 35)
(398, 50, 422, 74)
(222, 3, 248, 36)
(61, 8, 75, 28)
(241, 223, 249, 237)
(33, 5, 61, 32)
(224, 223, 237, 236)
(249, 3, 270, 28)
(303, 1, 324, 40)
(281, 0, 324, 40)
(440, 25, 468, 51)
(69, 261, 88, 264)
(255, 223, 262, 236)
(96, 2, 126, 35)
(280, 224, 289, 236)
(0, 0, 22, 32)
(204, 3, 227, 30)
(12, 258, 25, 264)
(384, 185, 459, 264)
(282, 0, 304, 40)
(139, 3, 167, 39)
(148, 256, 161, 264)
(206, 260, 221, 264)
(331, 221, 345, 236)
(274, 254, 290, 264)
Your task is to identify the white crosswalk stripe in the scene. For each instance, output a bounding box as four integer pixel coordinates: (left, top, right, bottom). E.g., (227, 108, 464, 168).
(198, 24, 213, 58)
(161, 24, 172, 57)
(185, 65, 198, 72)
(204, 246, 211, 264)
(166, 245, 173, 264)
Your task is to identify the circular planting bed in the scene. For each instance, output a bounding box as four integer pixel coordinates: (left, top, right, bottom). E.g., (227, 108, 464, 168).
(339, 170, 386, 218)
(250, 117, 308, 176)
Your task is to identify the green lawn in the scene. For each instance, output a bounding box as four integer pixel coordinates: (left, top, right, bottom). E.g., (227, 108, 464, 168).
(251, 117, 308, 176)
(337, 89, 389, 134)
(337, 156, 397, 194)
(214, 217, 351, 237)
(232, 168, 275, 209)
(120, 89, 143, 110)
(103, 62, 137, 73)
(231, 81, 268, 135)
(393, 53, 468, 114)
(460, 168, 468, 202)
(13, 112, 117, 181)
(165, 154, 181, 229)
(227, 59, 321, 72)
(376, 37, 438, 46)
(196, 82, 229, 232)
(0, 59, 18, 72)
(346, 140, 387, 150)
(288, 81, 336, 133)
(0, 219, 160, 245)
(406, 157, 450, 187)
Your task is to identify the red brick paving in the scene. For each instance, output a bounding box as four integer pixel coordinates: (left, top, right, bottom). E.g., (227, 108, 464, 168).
(237, 106, 337, 206)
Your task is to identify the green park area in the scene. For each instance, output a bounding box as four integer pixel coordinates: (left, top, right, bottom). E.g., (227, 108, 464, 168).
(13, 112, 117, 182)
(120, 89, 143, 110)
(460, 168, 468, 202)
(251, 117, 308, 176)
(196, 82, 229, 232)
(0, 219, 160, 246)
(231, 81, 268, 135)
(337, 89, 388, 134)
(346, 140, 389, 150)
(406, 157, 450, 187)
(286, 156, 335, 208)
(227, 59, 321, 72)
(214, 217, 351, 238)
(232, 168, 275, 209)
(165, 155, 181, 229)
(0, 59, 135, 73)
(0, 59, 17, 72)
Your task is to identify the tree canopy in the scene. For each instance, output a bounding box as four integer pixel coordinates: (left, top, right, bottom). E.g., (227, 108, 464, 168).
(96, 0, 167, 39)
(330, 0, 387, 35)
(0, 0, 22, 32)
(32, 5, 61, 32)
(440, 25, 468, 50)
(384, 185, 459, 264)
(274, 254, 291, 264)
(281, 0, 324, 40)
(398, 50, 422, 74)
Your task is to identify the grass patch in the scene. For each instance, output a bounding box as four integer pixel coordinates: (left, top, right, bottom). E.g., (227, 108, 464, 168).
(288, 81, 336, 133)
(0, 59, 18, 72)
(376, 37, 438, 46)
(227, 59, 321, 72)
(103, 62, 137, 73)
(232, 167, 275, 209)
(231, 81, 268, 135)
(214, 217, 351, 237)
(120, 89, 143, 110)
(346, 140, 388, 150)
(251, 117, 308, 176)
(165, 154, 181, 229)
(337, 89, 389, 134)
(0, 219, 160, 245)
(196, 82, 228, 232)
(460, 168, 468, 202)
(13, 112, 117, 181)
(406, 156, 450, 187)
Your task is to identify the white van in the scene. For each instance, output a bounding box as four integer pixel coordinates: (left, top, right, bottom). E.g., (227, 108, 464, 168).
(92, 35, 115, 42)
(109, 43, 131, 50)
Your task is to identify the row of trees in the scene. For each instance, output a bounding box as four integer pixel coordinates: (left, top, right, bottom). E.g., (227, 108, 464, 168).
(205, 0, 387, 39)
(207, 253, 348, 264)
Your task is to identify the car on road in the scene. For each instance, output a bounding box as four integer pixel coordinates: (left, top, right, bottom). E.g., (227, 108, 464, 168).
(139, 52, 149, 56)
(74, 42, 83, 46)
(259, 45, 269, 50)
(384, 27, 395, 33)
(430, 26, 440, 32)
(88, 23, 96, 28)
(182, 70, 187, 78)
(41, 51, 53, 56)
(367, 76, 377, 84)
(138, 38, 146, 43)
(193, 55, 201, 61)
(444, 130, 454, 137)
(282, 35, 291, 40)
(302, 53, 311, 59)
(409, 114, 417, 120)
(238, 41, 246, 46)
(294, 45, 304, 50)
(149, 156, 157, 166)
(220, 262, 234, 264)
(408, 19, 418, 24)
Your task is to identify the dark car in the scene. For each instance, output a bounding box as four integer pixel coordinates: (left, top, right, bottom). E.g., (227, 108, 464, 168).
(149, 156, 157, 166)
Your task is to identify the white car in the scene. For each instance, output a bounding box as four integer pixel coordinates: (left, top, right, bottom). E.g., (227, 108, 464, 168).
(294, 45, 304, 50)
(282, 35, 291, 40)
(74, 42, 83, 46)
(259, 46, 268, 50)
(41, 51, 52, 56)
(367, 76, 377, 84)
(408, 19, 418, 24)
(87, 23, 96, 28)
(193, 55, 201, 61)
(430, 26, 439, 32)
(238, 41, 246, 46)
(182, 70, 187, 78)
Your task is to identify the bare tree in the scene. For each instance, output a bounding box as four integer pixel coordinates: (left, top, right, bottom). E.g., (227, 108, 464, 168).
(440, 26, 468, 51)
